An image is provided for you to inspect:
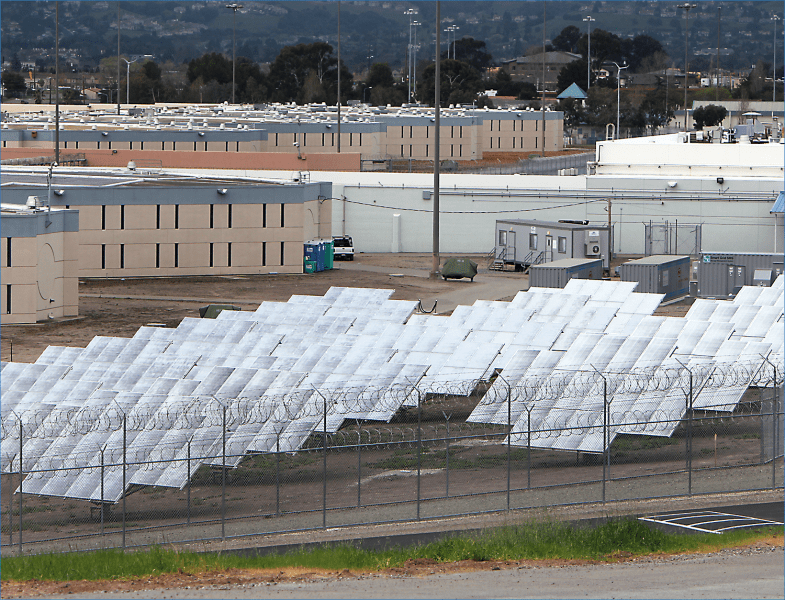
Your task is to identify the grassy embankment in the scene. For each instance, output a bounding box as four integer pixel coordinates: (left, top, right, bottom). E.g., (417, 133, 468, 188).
(3, 518, 781, 582)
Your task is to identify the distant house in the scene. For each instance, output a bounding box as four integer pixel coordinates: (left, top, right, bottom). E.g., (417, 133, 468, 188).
(500, 51, 582, 90)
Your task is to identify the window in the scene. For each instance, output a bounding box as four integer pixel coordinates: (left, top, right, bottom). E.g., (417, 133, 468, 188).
(513, 137, 516, 149)
(558, 237, 567, 253)
(280, 204, 285, 228)
(262, 241, 267, 267)
(108, 141, 112, 150)
(302, 133, 306, 147)
(140, 141, 143, 150)
(193, 141, 197, 151)
(535, 120, 538, 131)
(101, 244, 106, 269)
(236, 141, 239, 152)
(120, 244, 124, 269)
(5, 285, 10, 314)
(5, 237, 10, 267)
(498, 230, 507, 246)
(209, 243, 214, 267)
(349, 133, 353, 146)
(174, 205, 179, 229)
(280, 241, 285, 266)
(460, 126, 463, 138)
(322, 133, 325, 146)
(156, 205, 161, 229)
(210, 204, 214, 229)
(174, 243, 179, 267)
(359, 133, 362, 146)
(498, 137, 501, 149)
(425, 145, 428, 158)
(535, 137, 537, 149)
(490, 121, 493, 132)
(529, 233, 538, 250)
(451, 126, 454, 138)
(156, 244, 160, 268)
(275, 133, 278, 146)
(228, 204, 232, 229)
(409, 126, 413, 138)
(101, 205, 106, 230)
(227, 242, 232, 267)
(450, 144, 454, 157)
(120, 205, 125, 230)
(401, 144, 404, 155)
(162, 141, 165, 150)
(331, 133, 335, 146)
(262, 204, 267, 228)
(173, 141, 177, 151)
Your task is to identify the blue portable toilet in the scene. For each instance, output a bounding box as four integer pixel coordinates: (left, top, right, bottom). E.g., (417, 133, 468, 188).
(304, 241, 318, 269)
(315, 240, 325, 272)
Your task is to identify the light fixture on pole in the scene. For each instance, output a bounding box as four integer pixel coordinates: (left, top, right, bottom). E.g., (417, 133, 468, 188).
(364, 86, 373, 104)
(405, 8, 418, 103)
(582, 16, 595, 90)
(612, 61, 628, 140)
(772, 15, 781, 106)
(226, 3, 243, 105)
(448, 25, 459, 59)
(121, 57, 137, 105)
(677, 3, 697, 132)
(412, 20, 421, 102)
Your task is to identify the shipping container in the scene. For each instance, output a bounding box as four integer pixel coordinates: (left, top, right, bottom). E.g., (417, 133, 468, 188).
(493, 219, 612, 272)
(619, 255, 690, 301)
(697, 252, 784, 297)
(529, 258, 604, 289)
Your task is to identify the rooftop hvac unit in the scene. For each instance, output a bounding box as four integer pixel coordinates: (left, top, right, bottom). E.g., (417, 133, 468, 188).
(585, 230, 601, 256)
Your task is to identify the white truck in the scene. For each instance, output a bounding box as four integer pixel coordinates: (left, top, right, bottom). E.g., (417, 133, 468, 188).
(332, 235, 354, 261)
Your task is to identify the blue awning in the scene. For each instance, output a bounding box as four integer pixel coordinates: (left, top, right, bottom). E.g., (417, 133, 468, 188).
(772, 191, 785, 213)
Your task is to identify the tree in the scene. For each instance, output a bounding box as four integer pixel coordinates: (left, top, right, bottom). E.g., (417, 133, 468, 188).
(556, 58, 589, 93)
(637, 84, 676, 134)
(367, 62, 394, 88)
(692, 104, 727, 129)
(417, 59, 484, 107)
(142, 60, 162, 81)
(267, 42, 351, 104)
(187, 53, 232, 86)
(620, 35, 664, 72)
(552, 26, 582, 54)
(441, 38, 492, 72)
(1, 70, 27, 97)
(576, 29, 621, 66)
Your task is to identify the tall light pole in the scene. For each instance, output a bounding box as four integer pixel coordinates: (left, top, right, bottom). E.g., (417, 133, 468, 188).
(678, 3, 696, 132)
(612, 61, 628, 140)
(405, 8, 417, 103)
(121, 57, 137, 105)
(412, 20, 421, 102)
(226, 3, 243, 105)
(716, 7, 721, 101)
(583, 16, 595, 91)
(772, 15, 780, 106)
(448, 25, 459, 59)
(117, 1, 121, 115)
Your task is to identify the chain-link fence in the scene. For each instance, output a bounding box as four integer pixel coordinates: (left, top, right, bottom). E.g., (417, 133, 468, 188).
(360, 153, 595, 175)
(2, 362, 782, 556)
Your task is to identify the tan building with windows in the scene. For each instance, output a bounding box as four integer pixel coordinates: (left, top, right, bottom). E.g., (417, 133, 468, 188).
(1, 167, 332, 282)
(1, 203, 79, 324)
(500, 51, 582, 90)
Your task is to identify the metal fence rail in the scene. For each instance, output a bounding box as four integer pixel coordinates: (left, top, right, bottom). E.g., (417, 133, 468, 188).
(359, 153, 595, 175)
(1, 363, 782, 555)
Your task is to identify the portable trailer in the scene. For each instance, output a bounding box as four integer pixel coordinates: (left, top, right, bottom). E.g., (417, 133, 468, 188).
(492, 219, 611, 273)
(696, 252, 784, 298)
(619, 255, 690, 301)
(529, 258, 604, 289)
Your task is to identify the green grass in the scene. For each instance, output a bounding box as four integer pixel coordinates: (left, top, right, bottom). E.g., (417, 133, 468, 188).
(2, 519, 781, 582)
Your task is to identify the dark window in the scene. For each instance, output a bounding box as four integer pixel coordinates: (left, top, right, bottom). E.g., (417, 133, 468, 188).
(120, 205, 125, 230)
(349, 133, 353, 146)
(101, 244, 106, 269)
(209, 243, 214, 267)
(275, 133, 278, 146)
(140, 141, 144, 150)
(409, 126, 413, 138)
(302, 133, 306, 147)
(280, 241, 285, 266)
(236, 141, 239, 152)
(174, 243, 179, 267)
(101, 205, 106, 230)
(193, 141, 197, 151)
(529, 233, 538, 250)
(5, 285, 10, 314)
(108, 141, 112, 150)
(262, 241, 267, 266)
(173, 141, 177, 151)
(161, 141, 165, 150)
(156, 205, 161, 229)
(5, 237, 10, 267)
(280, 204, 285, 228)
(120, 244, 124, 268)
(174, 205, 179, 229)
(262, 204, 267, 228)
(156, 244, 160, 268)
(322, 133, 325, 146)
(359, 133, 362, 145)
(210, 204, 214, 229)
(558, 237, 568, 253)
(227, 242, 232, 267)
(228, 204, 232, 228)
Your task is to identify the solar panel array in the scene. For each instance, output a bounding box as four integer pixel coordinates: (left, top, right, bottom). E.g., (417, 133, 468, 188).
(1, 278, 782, 505)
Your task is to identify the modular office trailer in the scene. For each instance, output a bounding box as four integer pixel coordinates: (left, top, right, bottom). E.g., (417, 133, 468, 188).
(697, 252, 784, 298)
(528, 258, 604, 289)
(494, 219, 611, 271)
(619, 255, 690, 301)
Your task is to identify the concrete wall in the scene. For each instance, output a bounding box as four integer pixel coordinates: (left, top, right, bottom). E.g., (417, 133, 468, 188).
(1, 210, 79, 324)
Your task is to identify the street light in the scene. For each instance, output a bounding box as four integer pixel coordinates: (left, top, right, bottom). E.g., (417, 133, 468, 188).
(226, 3, 243, 105)
(364, 86, 373, 104)
(448, 25, 459, 59)
(583, 16, 595, 90)
(405, 8, 418, 103)
(772, 15, 781, 106)
(412, 20, 421, 102)
(678, 3, 697, 132)
(121, 58, 137, 105)
(612, 61, 628, 140)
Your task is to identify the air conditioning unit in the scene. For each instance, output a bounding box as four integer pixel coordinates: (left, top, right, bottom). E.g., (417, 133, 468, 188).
(585, 242, 601, 256)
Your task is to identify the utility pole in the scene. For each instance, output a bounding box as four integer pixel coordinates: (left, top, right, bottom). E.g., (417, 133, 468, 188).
(716, 7, 721, 102)
(117, 1, 121, 115)
(583, 16, 595, 91)
(431, 1, 441, 278)
(541, 1, 546, 157)
(678, 3, 696, 132)
(55, 1, 60, 164)
(337, 0, 341, 152)
(225, 4, 243, 105)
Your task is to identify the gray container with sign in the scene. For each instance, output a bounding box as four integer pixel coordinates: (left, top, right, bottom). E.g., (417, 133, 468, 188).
(697, 252, 784, 298)
(619, 255, 690, 301)
(529, 258, 603, 289)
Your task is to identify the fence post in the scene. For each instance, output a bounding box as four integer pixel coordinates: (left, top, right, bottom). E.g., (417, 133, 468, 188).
(221, 405, 226, 541)
(416, 390, 422, 521)
(687, 369, 693, 497)
(276, 430, 281, 517)
(443, 412, 451, 498)
(498, 375, 511, 512)
(602, 376, 607, 504)
(773, 366, 778, 490)
(527, 404, 532, 490)
(356, 420, 361, 508)
(322, 391, 327, 530)
(100, 446, 105, 538)
(18, 418, 23, 553)
(187, 438, 191, 526)
(122, 414, 126, 550)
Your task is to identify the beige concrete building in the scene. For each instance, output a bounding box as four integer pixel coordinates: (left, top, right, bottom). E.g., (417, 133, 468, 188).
(1, 168, 332, 280)
(1, 203, 79, 324)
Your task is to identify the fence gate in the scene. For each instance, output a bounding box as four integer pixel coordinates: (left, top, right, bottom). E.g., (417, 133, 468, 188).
(645, 222, 702, 257)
